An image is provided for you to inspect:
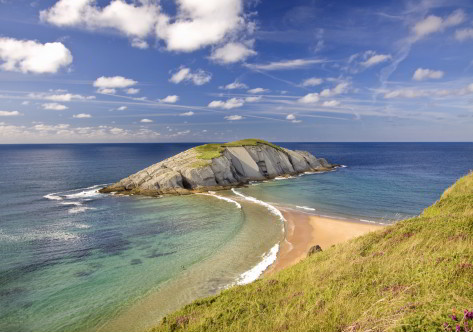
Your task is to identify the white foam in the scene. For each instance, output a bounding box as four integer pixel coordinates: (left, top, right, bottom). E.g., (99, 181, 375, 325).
(197, 193, 242, 209)
(72, 223, 91, 229)
(296, 205, 316, 211)
(231, 189, 285, 222)
(44, 193, 62, 201)
(60, 201, 82, 206)
(65, 189, 102, 199)
(68, 206, 96, 214)
(274, 176, 295, 180)
(237, 244, 279, 285)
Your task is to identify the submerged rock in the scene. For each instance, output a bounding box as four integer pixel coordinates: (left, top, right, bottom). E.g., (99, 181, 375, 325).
(100, 139, 335, 197)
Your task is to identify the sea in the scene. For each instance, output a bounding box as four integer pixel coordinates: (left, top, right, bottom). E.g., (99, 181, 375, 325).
(0, 142, 472, 331)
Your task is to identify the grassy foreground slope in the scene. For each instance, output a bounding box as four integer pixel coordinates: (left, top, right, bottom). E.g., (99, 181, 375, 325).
(154, 172, 473, 332)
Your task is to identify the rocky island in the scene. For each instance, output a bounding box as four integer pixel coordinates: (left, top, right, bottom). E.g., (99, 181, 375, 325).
(100, 139, 335, 196)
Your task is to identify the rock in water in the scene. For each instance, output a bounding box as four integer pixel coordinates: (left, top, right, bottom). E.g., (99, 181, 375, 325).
(100, 139, 335, 196)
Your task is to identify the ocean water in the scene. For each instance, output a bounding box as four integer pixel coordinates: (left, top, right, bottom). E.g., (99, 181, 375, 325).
(0, 143, 472, 331)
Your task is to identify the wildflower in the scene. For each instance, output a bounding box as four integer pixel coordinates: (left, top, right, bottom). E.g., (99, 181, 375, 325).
(456, 324, 462, 332)
(465, 310, 473, 320)
(452, 315, 458, 321)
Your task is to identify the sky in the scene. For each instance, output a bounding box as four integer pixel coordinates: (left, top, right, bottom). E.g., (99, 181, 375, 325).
(0, 0, 473, 143)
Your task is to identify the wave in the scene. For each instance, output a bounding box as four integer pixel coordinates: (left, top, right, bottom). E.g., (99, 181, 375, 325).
(43, 193, 62, 201)
(296, 205, 316, 211)
(68, 206, 96, 214)
(237, 244, 279, 285)
(231, 189, 286, 222)
(64, 188, 102, 199)
(197, 193, 242, 209)
(59, 201, 82, 206)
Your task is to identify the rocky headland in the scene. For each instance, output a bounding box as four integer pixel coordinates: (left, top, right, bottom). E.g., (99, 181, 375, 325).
(100, 139, 335, 196)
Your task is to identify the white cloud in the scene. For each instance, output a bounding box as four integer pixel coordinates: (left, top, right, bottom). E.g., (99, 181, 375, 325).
(93, 76, 137, 88)
(245, 96, 262, 102)
(245, 59, 324, 71)
(180, 111, 194, 116)
(412, 68, 444, 81)
(361, 53, 391, 67)
(247, 87, 268, 94)
(117, 106, 127, 111)
(169, 67, 212, 85)
(286, 114, 296, 120)
(97, 88, 116, 94)
(73, 113, 91, 118)
(302, 77, 323, 87)
(42, 103, 68, 110)
(221, 81, 248, 90)
(455, 28, 473, 41)
(208, 97, 244, 109)
(160, 95, 179, 103)
(156, 0, 249, 52)
(0, 37, 72, 74)
(298, 93, 319, 104)
(0, 110, 21, 116)
(40, 0, 160, 39)
(126, 88, 140, 94)
(209, 42, 256, 64)
(21, 101, 30, 105)
(131, 38, 148, 49)
(412, 9, 466, 41)
(320, 82, 350, 97)
(322, 100, 340, 107)
(224, 115, 243, 121)
(29, 92, 95, 101)
(140, 118, 153, 123)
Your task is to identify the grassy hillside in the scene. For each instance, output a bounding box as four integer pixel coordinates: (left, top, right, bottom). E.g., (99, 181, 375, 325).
(153, 172, 473, 332)
(194, 139, 284, 161)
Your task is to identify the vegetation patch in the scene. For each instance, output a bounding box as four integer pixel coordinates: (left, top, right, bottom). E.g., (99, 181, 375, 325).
(153, 172, 473, 332)
(193, 139, 285, 164)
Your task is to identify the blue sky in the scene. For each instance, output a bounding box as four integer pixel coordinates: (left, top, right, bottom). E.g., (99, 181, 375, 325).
(0, 0, 473, 143)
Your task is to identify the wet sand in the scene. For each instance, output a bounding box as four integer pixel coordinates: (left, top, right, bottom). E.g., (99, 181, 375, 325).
(267, 209, 385, 274)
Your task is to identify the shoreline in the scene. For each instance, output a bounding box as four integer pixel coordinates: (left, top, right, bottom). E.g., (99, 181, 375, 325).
(266, 209, 385, 274)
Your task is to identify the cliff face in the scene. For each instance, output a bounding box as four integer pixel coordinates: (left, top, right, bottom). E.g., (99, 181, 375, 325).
(100, 141, 333, 196)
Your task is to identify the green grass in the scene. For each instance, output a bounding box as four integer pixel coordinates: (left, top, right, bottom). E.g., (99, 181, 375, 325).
(153, 172, 473, 332)
(193, 139, 285, 163)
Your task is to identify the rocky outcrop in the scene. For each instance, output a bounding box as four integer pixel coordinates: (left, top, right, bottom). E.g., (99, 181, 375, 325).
(100, 141, 335, 196)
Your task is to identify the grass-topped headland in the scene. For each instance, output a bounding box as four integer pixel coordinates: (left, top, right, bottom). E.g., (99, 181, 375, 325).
(153, 172, 473, 332)
(193, 139, 285, 163)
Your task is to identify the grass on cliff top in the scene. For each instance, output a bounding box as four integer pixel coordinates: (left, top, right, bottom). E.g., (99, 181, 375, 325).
(193, 139, 284, 161)
(153, 172, 473, 332)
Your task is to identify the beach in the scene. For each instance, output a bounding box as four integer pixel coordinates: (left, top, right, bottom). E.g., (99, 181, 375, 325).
(267, 209, 385, 274)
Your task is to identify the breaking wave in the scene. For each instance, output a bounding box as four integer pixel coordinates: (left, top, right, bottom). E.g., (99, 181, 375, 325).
(231, 189, 285, 222)
(237, 244, 279, 285)
(197, 192, 242, 209)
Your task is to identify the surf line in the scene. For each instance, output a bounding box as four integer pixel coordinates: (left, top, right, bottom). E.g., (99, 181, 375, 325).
(196, 192, 242, 209)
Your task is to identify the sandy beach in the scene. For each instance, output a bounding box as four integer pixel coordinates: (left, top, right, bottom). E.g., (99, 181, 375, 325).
(267, 209, 384, 274)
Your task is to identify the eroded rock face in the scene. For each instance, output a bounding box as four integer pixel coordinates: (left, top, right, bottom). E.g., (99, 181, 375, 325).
(100, 143, 334, 196)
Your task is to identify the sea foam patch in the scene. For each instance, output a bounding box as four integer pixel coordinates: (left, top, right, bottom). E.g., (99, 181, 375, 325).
(231, 189, 285, 222)
(197, 193, 242, 209)
(237, 243, 279, 285)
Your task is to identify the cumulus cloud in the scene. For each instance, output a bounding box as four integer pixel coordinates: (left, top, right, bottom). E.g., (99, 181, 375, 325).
(160, 95, 179, 103)
(179, 111, 194, 116)
(156, 0, 250, 52)
(247, 87, 268, 94)
(208, 97, 244, 109)
(93, 76, 137, 88)
(320, 82, 350, 97)
(412, 68, 444, 81)
(209, 41, 256, 64)
(40, 0, 159, 39)
(361, 53, 391, 67)
(0, 37, 72, 74)
(73, 113, 91, 118)
(42, 102, 68, 110)
(131, 38, 149, 49)
(126, 88, 140, 94)
(0, 110, 21, 116)
(140, 118, 153, 123)
(298, 93, 320, 104)
(220, 81, 248, 90)
(302, 77, 323, 87)
(224, 115, 243, 121)
(117, 106, 127, 111)
(322, 100, 340, 107)
(286, 114, 301, 123)
(245, 58, 324, 71)
(412, 9, 466, 41)
(245, 96, 262, 102)
(455, 28, 473, 41)
(169, 67, 211, 85)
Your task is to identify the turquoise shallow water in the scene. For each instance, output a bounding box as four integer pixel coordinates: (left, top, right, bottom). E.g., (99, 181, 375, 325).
(0, 143, 472, 331)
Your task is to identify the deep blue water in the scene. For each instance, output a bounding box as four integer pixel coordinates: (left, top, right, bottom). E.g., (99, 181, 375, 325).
(0, 142, 472, 331)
